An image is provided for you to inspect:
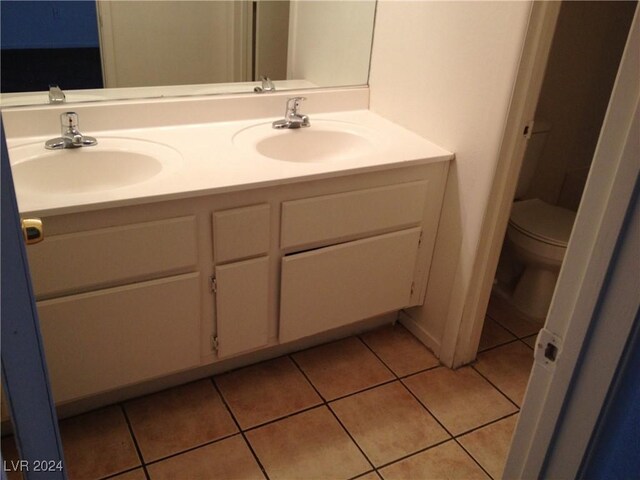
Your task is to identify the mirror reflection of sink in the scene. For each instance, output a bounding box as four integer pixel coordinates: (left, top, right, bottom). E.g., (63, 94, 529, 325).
(10, 138, 182, 195)
(232, 120, 379, 163)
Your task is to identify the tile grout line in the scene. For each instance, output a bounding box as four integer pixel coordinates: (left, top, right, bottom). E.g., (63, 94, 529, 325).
(209, 378, 272, 480)
(118, 404, 151, 480)
(356, 334, 503, 479)
(288, 353, 379, 476)
(470, 364, 522, 411)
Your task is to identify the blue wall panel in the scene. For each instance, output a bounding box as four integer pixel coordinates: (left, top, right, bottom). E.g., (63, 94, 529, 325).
(1, 1, 99, 49)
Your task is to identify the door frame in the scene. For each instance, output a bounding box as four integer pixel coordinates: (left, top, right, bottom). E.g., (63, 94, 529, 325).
(439, 0, 562, 367)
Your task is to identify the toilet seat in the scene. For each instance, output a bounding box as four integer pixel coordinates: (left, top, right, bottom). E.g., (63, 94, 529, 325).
(509, 199, 576, 247)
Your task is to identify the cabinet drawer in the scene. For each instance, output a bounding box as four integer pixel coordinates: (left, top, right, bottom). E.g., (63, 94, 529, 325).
(27, 216, 198, 299)
(213, 204, 270, 263)
(38, 273, 201, 403)
(281, 181, 428, 250)
(280, 227, 421, 343)
(215, 257, 269, 358)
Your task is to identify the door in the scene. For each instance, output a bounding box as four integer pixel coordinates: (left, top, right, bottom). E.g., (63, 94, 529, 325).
(504, 8, 639, 477)
(1, 121, 66, 477)
(97, 1, 251, 88)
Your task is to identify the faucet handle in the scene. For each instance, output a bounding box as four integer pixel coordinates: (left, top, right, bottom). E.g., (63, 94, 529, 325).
(286, 96, 306, 113)
(60, 112, 79, 131)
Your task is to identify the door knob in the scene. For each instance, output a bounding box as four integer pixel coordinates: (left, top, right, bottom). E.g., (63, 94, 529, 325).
(21, 218, 44, 245)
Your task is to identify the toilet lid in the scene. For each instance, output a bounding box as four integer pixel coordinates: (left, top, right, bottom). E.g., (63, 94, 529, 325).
(509, 199, 576, 247)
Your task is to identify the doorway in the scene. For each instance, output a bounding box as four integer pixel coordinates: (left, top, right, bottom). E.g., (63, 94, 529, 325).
(487, 1, 636, 332)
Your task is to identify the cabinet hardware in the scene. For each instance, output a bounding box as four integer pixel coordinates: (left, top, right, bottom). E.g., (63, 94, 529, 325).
(211, 335, 219, 352)
(209, 275, 217, 293)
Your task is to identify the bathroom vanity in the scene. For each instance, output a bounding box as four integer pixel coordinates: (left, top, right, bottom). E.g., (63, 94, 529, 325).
(4, 91, 452, 406)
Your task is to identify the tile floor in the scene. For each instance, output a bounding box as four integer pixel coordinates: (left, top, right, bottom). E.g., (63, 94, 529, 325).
(2, 296, 540, 480)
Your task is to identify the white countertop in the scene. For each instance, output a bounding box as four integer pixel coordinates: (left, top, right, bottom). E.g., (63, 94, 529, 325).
(7, 109, 453, 217)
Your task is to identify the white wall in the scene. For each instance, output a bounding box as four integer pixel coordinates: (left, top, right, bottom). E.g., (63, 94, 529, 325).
(369, 1, 532, 357)
(287, 0, 375, 87)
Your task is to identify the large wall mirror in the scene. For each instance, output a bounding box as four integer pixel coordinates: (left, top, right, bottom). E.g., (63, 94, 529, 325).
(0, 0, 376, 107)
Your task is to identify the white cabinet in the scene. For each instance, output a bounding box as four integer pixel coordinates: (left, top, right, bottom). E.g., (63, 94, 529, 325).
(280, 228, 422, 342)
(28, 162, 448, 405)
(215, 257, 270, 357)
(39, 273, 201, 403)
(212, 204, 271, 357)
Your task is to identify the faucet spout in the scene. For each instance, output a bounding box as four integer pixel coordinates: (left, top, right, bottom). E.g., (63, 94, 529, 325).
(272, 97, 311, 129)
(45, 112, 98, 150)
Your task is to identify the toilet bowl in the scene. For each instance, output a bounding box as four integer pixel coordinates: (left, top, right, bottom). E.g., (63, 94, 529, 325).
(506, 198, 576, 320)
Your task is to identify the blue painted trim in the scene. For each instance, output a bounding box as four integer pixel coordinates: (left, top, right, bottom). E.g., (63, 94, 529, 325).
(1, 119, 67, 478)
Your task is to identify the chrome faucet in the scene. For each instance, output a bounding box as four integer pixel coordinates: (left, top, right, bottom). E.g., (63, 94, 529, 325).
(45, 112, 98, 150)
(272, 97, 310, 129)
(254, 75, 276, 93)
(48, 85, 65, 104)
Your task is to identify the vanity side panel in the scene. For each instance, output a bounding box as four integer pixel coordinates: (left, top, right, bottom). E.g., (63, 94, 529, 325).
(280, 227, 421, 343)
(215, 257, 270, 357)
(38, 273, 201, 403)
(280, 181, 428, 250)
(27, 216, 198, 299)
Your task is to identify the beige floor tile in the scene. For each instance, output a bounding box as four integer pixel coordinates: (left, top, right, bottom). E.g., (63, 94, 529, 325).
(379, 440, 490, 480)
(478, 317, 517, 352)
(474, 342, 534, 406)
(110, 469, 147, 480)
(59, 405, 140, 480)
(360, 324, 439, 376)
(147, 435, 264, 480)
(403, 367, 517, 436)
(216, 356, 322, 429)
(246, 406, 370, 480)
(459, 415, 518, 479)
(125, 380, 237, 462)
(331, 382, 449, 466)
(522, 335, 537, 349)
(486, 295, 542, 338)
(355, 472, 382, 480)
(292, 337, 394, 400)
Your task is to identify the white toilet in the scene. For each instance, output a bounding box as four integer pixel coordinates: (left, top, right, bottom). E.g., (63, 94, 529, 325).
(502, 121, 577, 320)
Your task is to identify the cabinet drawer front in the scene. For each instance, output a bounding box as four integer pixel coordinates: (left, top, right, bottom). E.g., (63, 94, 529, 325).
(281, 181, 428, 250)
(38, 273, 201, 403)
(213, 204, 270, 263)
(28, 216, 198, 299)
(280, 228, 421, 343)
(215, 257, 269, 358)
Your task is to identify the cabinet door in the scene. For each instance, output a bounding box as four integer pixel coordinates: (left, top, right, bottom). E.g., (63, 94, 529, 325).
(280, 228, 421, 343)
(215, 257, 269, 358)
(38, 273, 201, 403)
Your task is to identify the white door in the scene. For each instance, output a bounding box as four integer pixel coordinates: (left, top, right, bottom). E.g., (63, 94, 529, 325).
(504, 9, 639, 478)
(97, 1, 250, 88)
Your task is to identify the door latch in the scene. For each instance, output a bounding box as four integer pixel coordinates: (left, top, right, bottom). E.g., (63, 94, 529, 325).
(534, 328, 562, 370)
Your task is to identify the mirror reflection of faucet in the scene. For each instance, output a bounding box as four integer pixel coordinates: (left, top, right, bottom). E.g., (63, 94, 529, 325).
(45, 112, 98, 150)
(254, 75, 276, 93)
(272, 97, 311, 129)
(48, 85, 66, 104)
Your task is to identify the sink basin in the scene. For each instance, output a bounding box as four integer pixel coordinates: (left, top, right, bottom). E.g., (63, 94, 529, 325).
(10, 138, 182, 195)
(232, 120, 379, 163)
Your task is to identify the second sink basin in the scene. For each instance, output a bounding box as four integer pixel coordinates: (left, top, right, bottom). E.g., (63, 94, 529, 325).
(232, 120, 379, 163)
(10, 138, 183, 195)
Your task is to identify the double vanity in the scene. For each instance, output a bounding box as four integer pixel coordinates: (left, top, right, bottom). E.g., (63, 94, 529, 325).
(4, 90, 453, 408)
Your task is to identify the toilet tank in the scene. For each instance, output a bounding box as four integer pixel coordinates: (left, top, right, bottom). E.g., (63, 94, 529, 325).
(515, 120, 551, 199)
